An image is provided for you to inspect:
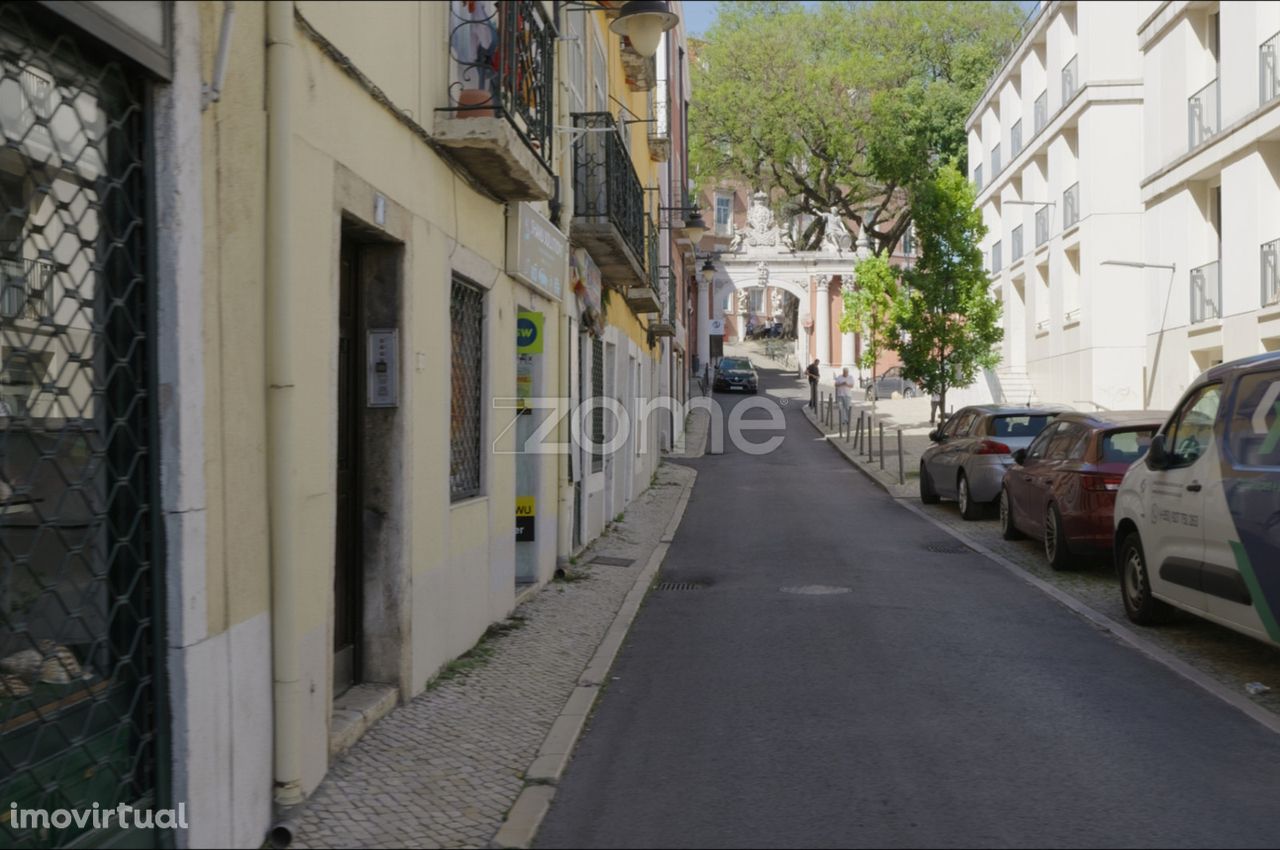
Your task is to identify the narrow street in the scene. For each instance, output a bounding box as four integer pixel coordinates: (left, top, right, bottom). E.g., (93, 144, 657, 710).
(536, 361, 1280, 849)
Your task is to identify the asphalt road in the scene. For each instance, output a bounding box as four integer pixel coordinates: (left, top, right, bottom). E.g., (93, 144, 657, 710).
(535, 363, 1280, 849)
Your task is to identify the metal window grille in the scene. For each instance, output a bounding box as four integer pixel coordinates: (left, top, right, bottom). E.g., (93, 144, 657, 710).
(0, 6, 163, 847)
(1063, 183, 1080, 229)
(1190, 260, 1221, 323)
(591, 338, 603, 473)
(1188, 78, 1220, 151)
(572, 111, 645, 264)
(450, 277, 484, 501)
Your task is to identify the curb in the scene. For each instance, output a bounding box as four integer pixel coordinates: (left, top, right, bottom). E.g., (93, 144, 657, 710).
(805, 405, 1280, 739)
(490, 467, 697, 850)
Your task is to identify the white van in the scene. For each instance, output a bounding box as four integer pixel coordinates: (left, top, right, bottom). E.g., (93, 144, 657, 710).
(1113, 353, 1280, 645)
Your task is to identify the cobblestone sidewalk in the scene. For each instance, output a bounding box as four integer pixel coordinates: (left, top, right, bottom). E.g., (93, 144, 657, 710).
(288, 461, 697, 850)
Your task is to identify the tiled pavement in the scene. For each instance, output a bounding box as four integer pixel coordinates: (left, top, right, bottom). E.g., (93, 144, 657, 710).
(288, 461, 697, 850)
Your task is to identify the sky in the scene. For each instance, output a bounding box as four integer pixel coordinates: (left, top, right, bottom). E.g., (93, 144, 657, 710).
(681, 1, 1041, 38)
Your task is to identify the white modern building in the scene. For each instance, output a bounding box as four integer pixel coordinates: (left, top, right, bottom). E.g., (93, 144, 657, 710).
(1137, 1, 1280, 409)
(968, 0, 1154, 412)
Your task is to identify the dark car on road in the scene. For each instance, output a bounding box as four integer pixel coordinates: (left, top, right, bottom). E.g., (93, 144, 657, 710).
(864, 366, 919, 400)
(713, 357, 758, 394)
(999, 410, 1168, 570)
(919, 404, 1069, 520)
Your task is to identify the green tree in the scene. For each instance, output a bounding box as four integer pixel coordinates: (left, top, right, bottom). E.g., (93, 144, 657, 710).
(894, 162, 1002, 415)
(839, 255, 900, 418)
(690, 1, 1025, 253)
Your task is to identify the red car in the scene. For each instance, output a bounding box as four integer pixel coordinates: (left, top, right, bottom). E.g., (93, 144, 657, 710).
(998, 410, 1169, 570)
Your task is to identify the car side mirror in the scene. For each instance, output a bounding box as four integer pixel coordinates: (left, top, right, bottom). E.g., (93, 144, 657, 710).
(929, 429, 943, 443)
(1013, 448, 1027, 465)
(1147, 434, 1169, 469)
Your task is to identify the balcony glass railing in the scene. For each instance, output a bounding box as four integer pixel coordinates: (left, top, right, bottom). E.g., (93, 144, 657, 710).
(974, 163, 984, 193)
(992, 240, 1002, 274)
(1012, 225, 1023, 260)
(572, 112, 646, 263)
(1035, 205, 1050, 247)
(443, 0, 555, 171)
(1262, 31, 1280, 107)
(1061, 54, 1078, 107)
(1188, 78, 1220, 151)
(1262, 238, 1280, 308)
(991, 143, 1001, 177)
(1063, 182, 1079, 230)
(1011, 119, 1022, 158)
(0, 256, 54, 320)
(1034, 90, 1048, 135)
(1190, 260, 1222, 323)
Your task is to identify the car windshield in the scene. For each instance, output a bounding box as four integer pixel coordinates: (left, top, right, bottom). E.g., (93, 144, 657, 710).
(1101, 428, 1156, 464)
(988, 414, 1052, 438)
(719, 359, 751, 371)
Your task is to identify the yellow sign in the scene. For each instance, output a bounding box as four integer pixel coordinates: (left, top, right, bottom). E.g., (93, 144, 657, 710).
(516, 497, 536, 517)
(517, 311, 544, 354)
(516, 496, 536, 541)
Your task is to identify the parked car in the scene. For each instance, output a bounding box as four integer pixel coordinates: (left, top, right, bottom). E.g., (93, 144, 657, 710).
(864, 366, 919, 400)
(919, 404, 1068, 520)
(999, 410, 1168, 570)
(1113, 353, 1280, 647)
(712, 357, 759, 394)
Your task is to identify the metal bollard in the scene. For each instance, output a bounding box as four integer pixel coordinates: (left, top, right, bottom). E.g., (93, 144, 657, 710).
(854, 413, 862, 450)
(897, 428, 905, 484)
(827, 396, 834, 427)
(879, 423, 885, 470)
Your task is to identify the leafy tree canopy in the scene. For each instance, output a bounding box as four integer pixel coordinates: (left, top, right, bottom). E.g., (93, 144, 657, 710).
(690, 0, 1025, 253)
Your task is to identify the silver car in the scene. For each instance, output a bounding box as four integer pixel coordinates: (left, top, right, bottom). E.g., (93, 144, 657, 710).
(919, 405, 1068, 520)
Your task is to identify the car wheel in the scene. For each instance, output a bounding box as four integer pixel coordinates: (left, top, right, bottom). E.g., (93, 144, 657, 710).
(957, 473, 985, 521)
(999, 488, 1022, 540)
(919, 463, 940, 505)
(1120, 532, 1172, 625)
(1044, 503, 1075, 571)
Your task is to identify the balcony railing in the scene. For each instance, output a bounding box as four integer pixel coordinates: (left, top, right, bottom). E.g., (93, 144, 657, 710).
(647, 84, 670, 162)
(1263, 238, 1280, 308)
(974, 163, 984, 193)
(991, 240, 1002, 274)
(1061, 54, 1078, 107)
(1190, 260, 1221, 323)
(991, 143, 1001, 177)
(1063, 182, 1079, 230)
(1035, 205, 1050, 247)
(1262, 31, 1280, 107)
(1034, 90, 1048, 135)
(1012, 224, 1024, 260)
(1188, 78, 1220, 151)
(572, 111, 646, 284)
(436, 0, 555, 198)
(0, 256, 54, 320)
(1011, 119, 1022, 158)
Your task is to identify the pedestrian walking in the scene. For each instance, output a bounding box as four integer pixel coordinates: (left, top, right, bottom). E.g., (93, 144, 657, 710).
(834, 367, 855, 428)
(930, 388, 943, 425)
(806, 358, 820, 409)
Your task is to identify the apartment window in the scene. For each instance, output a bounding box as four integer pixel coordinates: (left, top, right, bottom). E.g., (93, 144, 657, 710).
(1061, 55, 1078, 106)
(565, 9, 586, 114)
(991, 143, 1001, 176)
(901, 224, 915, 257)
(974, 163, 983, 192)
(1012, 224, 1024, 259)
(1034, 90, 1048, 135)
(714, 194, 732, 236)
(1263, 237, 1280, 307)
(1063, 182, 1079, 229)
(750, 287, 764, 314)
(1035, 204, 1050, 247)
(1011, 119, 1022, 157)
(450, 276, 484, 500)
(991, 240, 1002, 274)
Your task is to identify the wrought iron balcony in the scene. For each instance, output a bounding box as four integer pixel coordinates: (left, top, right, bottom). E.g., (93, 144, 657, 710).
(651, 267, 677, 336)
(0, 256, 54, 320)
(626, 216, 662, 312)
(433, 0, 555, 200)
(1262, 238, 1280, 308)
(1188, 78, 1220, 151)
(1012, 224, 1023, 261)
(1034, 90, 1048, 135)
(1063, 182, 1079, 230)
(1263, 31, 1280, 107)
(1011, 119, 1022, 158)
(1190, 260, 1221, 323)
(571, 112, 647, 288)
(1035, 204, 1050, 247)
(1061, 54, 1078, 107)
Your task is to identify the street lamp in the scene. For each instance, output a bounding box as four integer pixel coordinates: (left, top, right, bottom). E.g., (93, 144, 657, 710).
(682, 209, 707, 243)
(700, 256, 716, 284)
(609, 1, 679, 59)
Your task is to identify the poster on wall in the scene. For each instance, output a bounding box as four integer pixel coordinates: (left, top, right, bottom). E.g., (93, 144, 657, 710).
(571, 248, 605, 337)
(515, 496, 536, 542)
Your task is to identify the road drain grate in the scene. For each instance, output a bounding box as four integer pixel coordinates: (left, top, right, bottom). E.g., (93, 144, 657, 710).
(655, 581, 706, 591)
(924, 541, 974, 554)
(590, 556, 635, 567)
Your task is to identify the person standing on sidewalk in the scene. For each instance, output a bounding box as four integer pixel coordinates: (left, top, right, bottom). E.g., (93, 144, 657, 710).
(930, 388, 943, 425)
(806, 359, 820, 409)
(834, 368, 855, 428)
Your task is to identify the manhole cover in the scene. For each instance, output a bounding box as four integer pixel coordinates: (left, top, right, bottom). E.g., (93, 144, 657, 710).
(780, 585, 852, 596)
(923, 541, 973, 554)
(655, 581, 706, 591)
(590, 556, 635, 567)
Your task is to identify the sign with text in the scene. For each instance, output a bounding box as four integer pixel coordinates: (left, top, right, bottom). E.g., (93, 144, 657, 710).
(517, 311, 544, 355)
(709, 319, 725, 336)
(366, 329, 399, 407)
(515, 496, 536, 542)
(507, 202, 567, 301)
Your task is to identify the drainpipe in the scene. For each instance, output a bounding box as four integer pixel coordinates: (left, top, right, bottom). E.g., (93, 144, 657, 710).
(265, 0, 304, 808)
(555, 9, 575, 569)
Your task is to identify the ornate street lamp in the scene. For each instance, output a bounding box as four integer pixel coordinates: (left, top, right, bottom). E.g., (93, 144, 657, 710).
(700, 256, 716, 284)
(610, 1, 680, 59)
(682, 209, 707, 243)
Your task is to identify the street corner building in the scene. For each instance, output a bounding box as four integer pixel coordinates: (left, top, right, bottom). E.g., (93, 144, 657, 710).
(0, 1, 693, 847)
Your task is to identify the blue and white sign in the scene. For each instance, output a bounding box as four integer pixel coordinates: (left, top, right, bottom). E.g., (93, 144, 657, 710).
(507, 202, 567, 301)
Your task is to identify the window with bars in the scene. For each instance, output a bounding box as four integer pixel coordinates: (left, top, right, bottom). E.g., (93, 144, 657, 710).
(450, 276, 484, 501)
(591, 337, 604, 473)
